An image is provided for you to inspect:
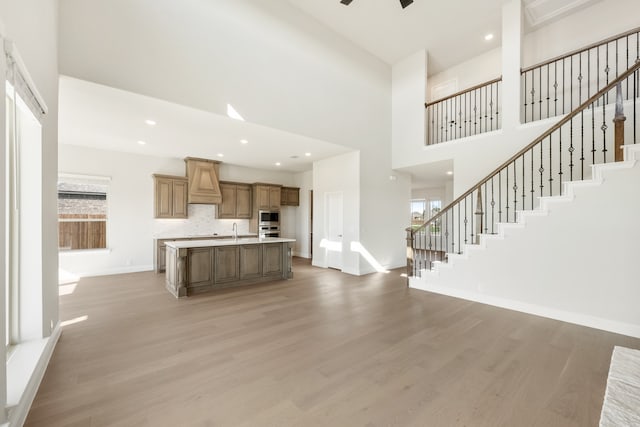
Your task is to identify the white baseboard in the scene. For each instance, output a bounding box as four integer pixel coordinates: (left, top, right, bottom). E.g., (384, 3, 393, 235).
(74, 264, 154, 278)
(410, 280, 640, 339)
(293, 251, 310, 259)
(8, 323, 62, 426)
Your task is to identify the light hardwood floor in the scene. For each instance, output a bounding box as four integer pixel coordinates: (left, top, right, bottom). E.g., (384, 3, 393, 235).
(26, 258, 640, 426)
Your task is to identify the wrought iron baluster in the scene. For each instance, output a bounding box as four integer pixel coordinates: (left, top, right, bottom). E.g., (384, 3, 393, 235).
(539, 139, 545, 196)
(597, 46, 600, 107)
(539, 64, 543, 120)
(546, 64, 550, 119)
(602, 93, 608, 162)
(554, 61, 558, 117)
(606, 43, 610, 104)
(592, 99, 596, 164)
(474, 90, 478, 135)
(506, 166, 510, 222)
(457, 203, 461, 254)
(559, 127, 563, 196)
(496, 80, 500, 128)
(479, 86, 483, 134)
(464, 197, 468, 247)
(587, 48, 591, 102)
(626, 35, 630, 99)
(530, 147, 535, 209)
(490, 178, 495, 234)
(548, 135, 553, 196)
(498, 172, 502, 224)
(524, 71, 528, 123)
(453, 96, 457, 140)
(490, 82, 494, 131)
(521, 155, 526, 210)
(563, 58, 566, 115)
(484, 85, 488, 131)
(569, 115, 575, 181)
(484, 182, 488, 234)
(445, 210, 449, 259)
(531, 70, 536, 122)
(513, 160, 518, 222)
(580, 108, 585, 180)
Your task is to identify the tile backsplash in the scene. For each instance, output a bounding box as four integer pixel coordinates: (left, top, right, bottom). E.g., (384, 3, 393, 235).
(153, 204, 251, 238)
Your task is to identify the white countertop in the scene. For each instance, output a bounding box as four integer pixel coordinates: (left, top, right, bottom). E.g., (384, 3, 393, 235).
(154, 234, 257, 240)
(164, 237, 295, 249)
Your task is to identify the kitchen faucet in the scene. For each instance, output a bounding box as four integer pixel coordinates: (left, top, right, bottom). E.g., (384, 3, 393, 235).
(232, 222, 238, 240)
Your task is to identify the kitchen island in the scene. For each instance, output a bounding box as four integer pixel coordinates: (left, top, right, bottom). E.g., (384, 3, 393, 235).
(164, 237, 295, 298)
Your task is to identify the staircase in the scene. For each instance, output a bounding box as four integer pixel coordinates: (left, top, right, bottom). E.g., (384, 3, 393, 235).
(408, 62, 640, 338)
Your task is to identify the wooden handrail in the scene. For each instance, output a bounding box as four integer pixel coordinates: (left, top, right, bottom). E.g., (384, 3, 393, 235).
(425, 77, 502, 108)
(521, 26, 640, 73)
(408, 60, 640, 234)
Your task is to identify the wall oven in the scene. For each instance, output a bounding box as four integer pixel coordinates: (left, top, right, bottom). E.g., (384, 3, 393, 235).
(259, 224, 280, 238)
(259, 210, 280, 223)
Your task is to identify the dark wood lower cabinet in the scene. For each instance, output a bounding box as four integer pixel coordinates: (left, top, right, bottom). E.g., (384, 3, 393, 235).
(165, 241, 292, 298)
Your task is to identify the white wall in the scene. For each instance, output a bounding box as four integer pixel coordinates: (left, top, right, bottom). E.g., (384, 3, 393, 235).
(392, 50, 427, 149)
(359, 152, 412, 273)
(427, 48, 502, 101)
(58, 144, 299, 277)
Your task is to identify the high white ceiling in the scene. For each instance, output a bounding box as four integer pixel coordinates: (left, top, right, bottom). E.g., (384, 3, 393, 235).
(286, 0, 504, 74)
(58, 76, 351, 173)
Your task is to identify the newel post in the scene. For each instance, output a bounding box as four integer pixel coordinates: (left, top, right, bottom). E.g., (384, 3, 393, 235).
(614, 82, 626, 162)
(406, 228, 414, 285)
(474, 187, 484, 244)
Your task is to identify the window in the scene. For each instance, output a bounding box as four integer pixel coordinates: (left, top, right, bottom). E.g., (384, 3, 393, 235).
(6, 75, 45, 346)
(58, 175, 109, 251)
(410, 199, 426, 227)
(429, 199, 442, 234)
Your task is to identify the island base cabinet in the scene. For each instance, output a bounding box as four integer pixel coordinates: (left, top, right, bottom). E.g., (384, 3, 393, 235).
(165, 241, 293, 297)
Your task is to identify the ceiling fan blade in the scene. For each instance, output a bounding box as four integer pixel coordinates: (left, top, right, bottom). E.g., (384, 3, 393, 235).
(340, 0, 353, 4)
(399, 0, 413, 8)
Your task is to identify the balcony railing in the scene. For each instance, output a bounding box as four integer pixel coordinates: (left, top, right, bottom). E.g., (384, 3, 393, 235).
(425, 77, 502, 145)
(522, 26, 640, 123)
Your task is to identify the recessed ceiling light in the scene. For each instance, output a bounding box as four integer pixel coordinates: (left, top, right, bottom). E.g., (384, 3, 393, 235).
(446, 170, 453, 175)
(137, 140, 146, 145)
(275, 162, 281, 166)
(145, 119, 156, 126)
(217, 153, 224, 157)
(240, 139, 249, 144)
(484, 33, 494, 41)
(305, 152, 311, 157)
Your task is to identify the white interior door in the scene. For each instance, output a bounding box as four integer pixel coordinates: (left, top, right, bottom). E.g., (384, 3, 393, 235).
(325, 192, 343, 270)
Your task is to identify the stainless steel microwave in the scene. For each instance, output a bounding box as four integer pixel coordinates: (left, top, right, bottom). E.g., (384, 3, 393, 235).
(259, 210, 280, 223)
